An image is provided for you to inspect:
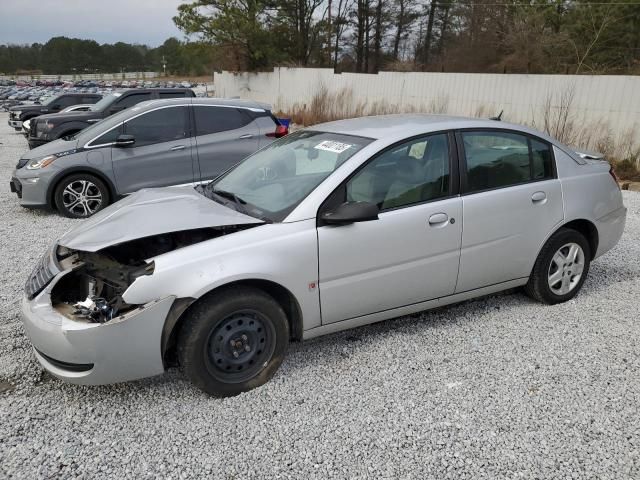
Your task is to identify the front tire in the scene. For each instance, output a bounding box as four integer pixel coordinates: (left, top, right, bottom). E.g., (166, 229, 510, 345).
(525, 228, 591, 304)
(53, 173, 110, 218)
(177, 286, 289, 397)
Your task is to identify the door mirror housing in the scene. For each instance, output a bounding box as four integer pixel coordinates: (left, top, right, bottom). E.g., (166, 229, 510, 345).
(115, 134, 135, 147)
(321, 201, 379, 225)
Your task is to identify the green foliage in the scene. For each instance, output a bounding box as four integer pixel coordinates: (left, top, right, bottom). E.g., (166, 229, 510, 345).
(0, 36, 213, 75)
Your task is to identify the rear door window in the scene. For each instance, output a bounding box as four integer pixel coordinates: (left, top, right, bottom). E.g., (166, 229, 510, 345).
(124, 106, 188, 147)
(461, 130, 554, 193)
(159, 91, 189, 99)
(193, 106, 252, 136)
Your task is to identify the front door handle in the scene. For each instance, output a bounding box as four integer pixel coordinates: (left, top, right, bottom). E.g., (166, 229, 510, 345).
(239, 133, 253, 139)
(531, 191, 547, 203)
(170, 145, 186, 151)
(428, 213, 449, 226)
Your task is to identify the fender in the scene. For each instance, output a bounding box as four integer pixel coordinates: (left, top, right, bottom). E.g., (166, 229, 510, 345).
(48, 120, 92, 140)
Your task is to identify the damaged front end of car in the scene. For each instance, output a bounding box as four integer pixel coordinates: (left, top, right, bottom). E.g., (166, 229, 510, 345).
(47, 225, 255, 325)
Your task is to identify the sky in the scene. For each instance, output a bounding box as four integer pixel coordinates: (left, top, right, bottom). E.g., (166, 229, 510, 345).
(0, 0, 187, 46)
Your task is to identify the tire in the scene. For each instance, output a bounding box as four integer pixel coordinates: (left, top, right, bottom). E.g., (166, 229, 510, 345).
(525, 227, 591, 305)
(177, 286, 289, 397)
(53, 173, 110, 218)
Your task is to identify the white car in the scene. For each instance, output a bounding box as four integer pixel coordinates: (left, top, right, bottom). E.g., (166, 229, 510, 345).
(21, 115, 626, 396)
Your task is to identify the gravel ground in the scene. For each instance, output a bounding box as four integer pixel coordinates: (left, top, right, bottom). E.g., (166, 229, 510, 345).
(0, 111, 639, 479)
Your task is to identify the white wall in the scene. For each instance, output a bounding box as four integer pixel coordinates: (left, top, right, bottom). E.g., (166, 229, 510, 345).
(215, 67, 640, 154)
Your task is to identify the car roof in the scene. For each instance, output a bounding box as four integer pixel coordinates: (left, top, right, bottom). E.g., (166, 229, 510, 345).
(312, 114, 557, 144)
(131, 97, 272, 112)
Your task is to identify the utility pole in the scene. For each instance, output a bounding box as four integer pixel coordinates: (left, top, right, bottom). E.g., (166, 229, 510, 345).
(162, 55, 167, 76)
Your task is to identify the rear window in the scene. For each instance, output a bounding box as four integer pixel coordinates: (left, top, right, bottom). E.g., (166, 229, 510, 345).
(193, 106, 252, 136)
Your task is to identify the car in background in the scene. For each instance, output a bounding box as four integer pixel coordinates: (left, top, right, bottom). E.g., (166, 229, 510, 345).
(27, 88, 195, 149)
(8, 93, 101, 130)
(22, 103, 96, 137)
(11, 97, 287, 217)
(18, 115, 626, 396)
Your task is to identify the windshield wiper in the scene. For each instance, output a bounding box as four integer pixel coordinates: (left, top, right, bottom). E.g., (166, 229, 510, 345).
(207, 188, 273, 223)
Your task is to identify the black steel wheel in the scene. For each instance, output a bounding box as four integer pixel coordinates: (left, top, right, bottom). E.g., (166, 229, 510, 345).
(177, 286, 289, 397)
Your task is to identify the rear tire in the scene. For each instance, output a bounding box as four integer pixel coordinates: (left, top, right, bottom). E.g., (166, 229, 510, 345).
(525, 228, 591, 304)
(53, 173, 110, 218)
(177, 286, 289, 397)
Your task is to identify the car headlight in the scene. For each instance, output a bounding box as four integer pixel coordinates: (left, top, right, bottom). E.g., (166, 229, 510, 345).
(26, 155, 56, 170)
(23, 119, 31, 129)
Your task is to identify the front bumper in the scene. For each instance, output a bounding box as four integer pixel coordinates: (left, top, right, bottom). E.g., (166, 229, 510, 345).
(9, 176, 22, 198)
(8, 118, 22, 129)
(21, 283, 175, 385)
(10, 170, 48, 207)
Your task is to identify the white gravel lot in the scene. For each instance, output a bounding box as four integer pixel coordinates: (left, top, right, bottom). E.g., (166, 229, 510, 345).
(0, 111, 639, 479)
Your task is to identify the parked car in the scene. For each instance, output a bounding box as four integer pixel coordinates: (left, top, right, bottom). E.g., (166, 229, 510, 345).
(8, 93, 101, 130)
(19, 115, 626, 396)
(22, 103, 97, 136)
(11, 98, 286, 217)
(27, 88, 195, 149)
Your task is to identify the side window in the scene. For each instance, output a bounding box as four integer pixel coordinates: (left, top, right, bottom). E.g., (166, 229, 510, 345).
(87, 123, 123, 147)
(193, 106, 252, 136)
(124, 107, 188, 147)
(82, 96, 99, 104)
(530, 138, 554, 180)
(159, 92, 188, 99)
(346, 133, 450, 210)
(58, 96, 76, 108)
(115, 93, 152, 110)
(462, 131, 552, 193)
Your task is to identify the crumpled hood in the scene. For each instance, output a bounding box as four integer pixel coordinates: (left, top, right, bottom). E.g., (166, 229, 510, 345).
(58, 186, 264, 252)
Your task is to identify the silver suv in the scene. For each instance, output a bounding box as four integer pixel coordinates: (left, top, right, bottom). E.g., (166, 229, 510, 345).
(10, 98, 286, 217)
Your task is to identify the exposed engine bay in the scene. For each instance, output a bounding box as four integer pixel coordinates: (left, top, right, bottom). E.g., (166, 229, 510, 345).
(51, 225, 254, 323)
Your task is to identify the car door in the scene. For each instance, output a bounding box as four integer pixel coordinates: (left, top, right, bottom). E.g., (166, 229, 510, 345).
(192, 105, 260, 182)
(111, 105, 196, 193)
(317, 132, 463, 324)
(455, 129, 564, 293)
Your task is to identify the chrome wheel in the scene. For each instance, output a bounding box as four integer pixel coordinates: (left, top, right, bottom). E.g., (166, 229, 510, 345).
(547, 242, 585, 295)
(62, 180, 103, 216)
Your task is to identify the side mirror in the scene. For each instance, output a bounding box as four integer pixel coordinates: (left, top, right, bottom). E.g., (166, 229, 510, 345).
(115, 134, 135, 147)
(321, 201, 379, 225)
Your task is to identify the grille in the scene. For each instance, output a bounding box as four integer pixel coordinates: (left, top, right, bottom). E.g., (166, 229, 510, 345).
(25, 249, 57, 300)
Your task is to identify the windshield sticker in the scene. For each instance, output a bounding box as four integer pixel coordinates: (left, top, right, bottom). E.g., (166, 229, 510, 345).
(314, 140, 353, 154)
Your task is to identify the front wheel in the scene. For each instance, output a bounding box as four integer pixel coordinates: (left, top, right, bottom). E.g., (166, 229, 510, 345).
(53, 173, 110, 218)
(525, 228, 591, 304)
(177, 286, 289, 397)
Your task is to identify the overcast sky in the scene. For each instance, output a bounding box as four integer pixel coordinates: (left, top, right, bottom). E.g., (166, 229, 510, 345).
(0, 0, 187, 46)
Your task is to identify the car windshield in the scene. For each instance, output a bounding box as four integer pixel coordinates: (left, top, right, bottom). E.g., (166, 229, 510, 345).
(41, 95, 60, 106)
(89, 93, 120, 111)
(199, 130, 372, 222)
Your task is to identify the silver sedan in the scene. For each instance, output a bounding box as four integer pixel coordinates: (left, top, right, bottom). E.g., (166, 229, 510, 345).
(21, 115, 626, 396)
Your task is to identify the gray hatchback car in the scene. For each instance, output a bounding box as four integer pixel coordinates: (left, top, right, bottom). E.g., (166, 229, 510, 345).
(10, 98, 286, 217)
(20, 115, 626, 397)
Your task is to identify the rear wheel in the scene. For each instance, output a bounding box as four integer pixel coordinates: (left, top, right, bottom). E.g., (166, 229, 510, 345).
(53, 173, 110, 218)
(525, 228, 591, 304)
(177, 286, 289, 397)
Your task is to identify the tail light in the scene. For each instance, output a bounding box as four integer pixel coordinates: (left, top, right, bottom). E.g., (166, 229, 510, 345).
(609, 165, 620, 189)
(266, 124, 288, 138)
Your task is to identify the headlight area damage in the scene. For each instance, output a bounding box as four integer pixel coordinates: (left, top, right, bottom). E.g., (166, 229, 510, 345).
(51, 225, 254, 324)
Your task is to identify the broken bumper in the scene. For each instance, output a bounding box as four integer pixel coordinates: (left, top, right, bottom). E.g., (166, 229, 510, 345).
(21, 289, 175, 385)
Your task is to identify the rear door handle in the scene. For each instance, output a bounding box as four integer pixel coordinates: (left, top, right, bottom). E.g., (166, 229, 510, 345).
(170, 145, 186, 151)
(531, 191, 547, 203)
(239, 134, 253, 139)
(428, 213, 449, 226)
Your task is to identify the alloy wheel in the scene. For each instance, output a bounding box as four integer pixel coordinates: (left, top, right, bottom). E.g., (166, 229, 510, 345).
(547, 242, 585, 295)
(62, 180, 103, 217)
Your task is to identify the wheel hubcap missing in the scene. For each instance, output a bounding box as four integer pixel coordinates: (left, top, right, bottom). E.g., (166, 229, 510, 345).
(548, 242, 585, 295)
(206, 311, 274, 383)
(62, 180, 102, 216)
